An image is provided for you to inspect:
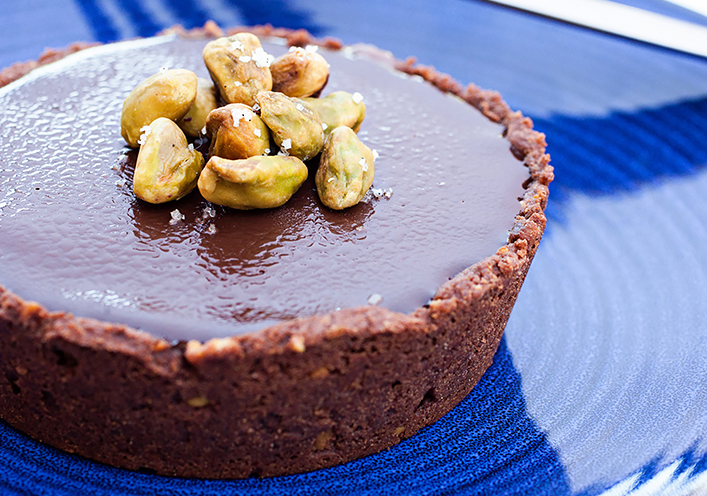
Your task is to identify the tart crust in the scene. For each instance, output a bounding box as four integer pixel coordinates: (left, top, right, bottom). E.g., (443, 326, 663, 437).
(0, 24, 552, 478)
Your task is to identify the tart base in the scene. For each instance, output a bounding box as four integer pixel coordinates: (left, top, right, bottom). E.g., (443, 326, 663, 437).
(0, 24, 551, 479)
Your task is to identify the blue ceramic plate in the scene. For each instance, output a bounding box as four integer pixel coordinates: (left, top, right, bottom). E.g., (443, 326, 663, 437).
(2, 1, 707, 494)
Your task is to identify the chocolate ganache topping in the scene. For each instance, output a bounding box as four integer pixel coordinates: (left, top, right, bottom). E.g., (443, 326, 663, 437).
(0, 35, 528, 341)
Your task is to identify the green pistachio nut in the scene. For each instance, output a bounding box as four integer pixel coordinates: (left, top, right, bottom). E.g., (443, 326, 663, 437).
(302, 91, 366, 136)
(271, 46, 329, 98)
(121, 69, 198, 148)
(177, 78, 219, 138)
(133, 118, 205, 204)
(202, 33, 273, 107)
(256, 90, 324, 161)
(205, 104, 271, 160)
(198, 155, 308, 209)
(315, 126, 375, 210)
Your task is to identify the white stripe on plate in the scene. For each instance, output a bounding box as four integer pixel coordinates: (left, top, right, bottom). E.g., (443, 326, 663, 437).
(197, 0, 246, 29)
(664, 0, 707, 19)
(140, 0, 180, 30)
(95, 0, 137, 39)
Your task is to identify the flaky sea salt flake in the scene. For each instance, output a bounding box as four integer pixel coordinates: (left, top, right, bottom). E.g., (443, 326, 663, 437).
(341, 46, 355, 59)
(251, 47, 274, 68)
(232, 107, 253, 124)
(367, 293, 383, 305)
(188, 143, 194, 151)
(281, 138, 292, 150)
(202, 206, 216, 219)
(370, 187, 393, 199)
(288, 46, 305, 58)
(305, 45, 318, 54)
(234, 81, 243, 87)
(254, 128, 261, 137)
(169, 209, 185, 225)
(137, 125, 151, 145)
(206, 223, 218, 235)
(322, 122, 328, 131)
(352, 92, 364, 104)
(296, 103, 305, 112)
(372, 149, 380, 160)
(359, 158, 368, 172)
(239, 55, 252, 63)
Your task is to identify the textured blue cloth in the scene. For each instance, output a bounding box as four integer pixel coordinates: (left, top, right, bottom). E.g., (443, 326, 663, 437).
(3, 0, 707, 494)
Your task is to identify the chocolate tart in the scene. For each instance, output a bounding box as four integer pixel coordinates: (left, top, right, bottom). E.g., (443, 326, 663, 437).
(0, 24, 552, 478)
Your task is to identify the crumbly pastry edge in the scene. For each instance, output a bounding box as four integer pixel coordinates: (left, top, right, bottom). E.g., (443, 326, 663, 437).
(0, 22, 553, 479)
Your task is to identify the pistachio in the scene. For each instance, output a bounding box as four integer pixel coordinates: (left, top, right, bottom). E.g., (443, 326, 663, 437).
(256, 90, 324, 161)
(315, 126, 375, 210)
(177, 78, 219, 138)
(133, 118, 204, 204)
(198, 155, 308, 209)
(202, 33, 273, 107)
(121, 69, 198, 148)
(206, 104, 270, 160)
(302, 91, 366, 136)
(271, 46, 329, 98)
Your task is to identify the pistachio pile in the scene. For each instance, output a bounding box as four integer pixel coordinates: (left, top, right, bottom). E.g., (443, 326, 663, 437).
(120, 33, 373, 211)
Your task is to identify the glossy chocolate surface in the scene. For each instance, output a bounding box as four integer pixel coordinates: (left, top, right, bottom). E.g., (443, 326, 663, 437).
(0, 36, 527, 340)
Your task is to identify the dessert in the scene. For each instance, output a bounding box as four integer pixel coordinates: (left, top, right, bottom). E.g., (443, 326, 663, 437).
(0, 24, 552, 478)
